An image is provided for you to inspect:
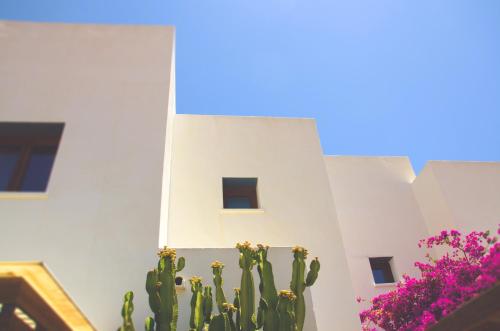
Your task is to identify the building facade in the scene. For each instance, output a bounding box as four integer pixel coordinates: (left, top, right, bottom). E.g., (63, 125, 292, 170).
(1, 21, 499, 330)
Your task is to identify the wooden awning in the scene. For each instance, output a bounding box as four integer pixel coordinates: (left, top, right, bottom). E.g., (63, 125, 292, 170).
(428, 282, 500, 331)
(0, 262, 95, 331)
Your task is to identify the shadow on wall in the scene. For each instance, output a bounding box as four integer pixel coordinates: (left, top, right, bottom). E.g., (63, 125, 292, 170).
(174, 247, 318, 331)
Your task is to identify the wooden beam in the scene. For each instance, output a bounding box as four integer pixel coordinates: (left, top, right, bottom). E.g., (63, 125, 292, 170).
(428, 282, 500, 331)
(0, 262, 95, 330)
(0, 277, 71, 331)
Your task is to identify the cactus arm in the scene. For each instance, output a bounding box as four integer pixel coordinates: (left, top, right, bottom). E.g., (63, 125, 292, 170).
(209, 313, 232, 331)
(238, 246, 256, 331)
(305, 258, 320, 286)
(277, 296, 290, 331)
(294, 296, 305, 331)
(277, 291, 297, 331)
(290, 253, 305, 331)
(157, 257, 175, 331)
(215, 273, 227, 313)
(208, 314, 223, 331)
(227, 310, 237, 331)
(176, 257, 185, 272)
(290, 256, 306, 296)
(188, 283, 197, 330)
(291, 248, 305, 331)
(290, 247, 319, 331)
(189, 278, 204, 331)
(233, 289, 241, 331)
(146, 270, 161, 314)
(118, 291, 135, 331)
(203, 286, 213, 325)
(211, 261, 227, 314)
(286, 298, 297, 331)
(145, 247, 184, 331)
(224, 313, 232, 331)
(256, 298, 266, 329)
(171, 296, 178, 331)
(256, 245, 279, 331)
(145, 317, 155, 331)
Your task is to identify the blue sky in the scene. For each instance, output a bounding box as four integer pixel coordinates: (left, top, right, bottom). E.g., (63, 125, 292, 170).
(2, 1, 499, 173)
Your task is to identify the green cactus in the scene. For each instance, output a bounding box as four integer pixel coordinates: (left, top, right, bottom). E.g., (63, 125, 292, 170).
(255, 244, 279, 331)
(211, 261, 227, 313)
(226, 304, 238, 331)
(208, 312, 231, 331)
(224, 303, 239, 331)
(290, 246, 320, 331)
(236, 241, 257, 331)
(277, 290, 297, 331)
(189, 277, 205, 331)
(118, 291, 135, 331)
(210, 260, 240, 330)
(145, 317, 155, 331)
(145, 246, 185, 331)
(119, 243, 320, 331)
(203, 286, 213, 325)
(233, 288, 241, 331)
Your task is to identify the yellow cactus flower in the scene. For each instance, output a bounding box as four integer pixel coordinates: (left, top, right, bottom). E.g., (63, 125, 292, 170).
(211, 260, 224, 269)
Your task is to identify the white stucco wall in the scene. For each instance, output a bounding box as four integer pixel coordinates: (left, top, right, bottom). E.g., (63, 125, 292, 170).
(0, 21, 175, 330)
(159, 30, 177, 248)
(168, 115, 360, 330)
(324, 156, 431, 312)
(3, 19, 499, 331)
(413, 161, 500, 235)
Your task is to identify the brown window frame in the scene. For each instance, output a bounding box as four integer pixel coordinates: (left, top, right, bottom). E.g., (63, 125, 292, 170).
(222, 178, 259, 209)
(0, 123, 63, 192)
(369, 257, 395, 284)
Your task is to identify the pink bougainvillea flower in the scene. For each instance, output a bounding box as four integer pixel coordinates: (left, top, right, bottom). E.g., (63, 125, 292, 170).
(359, 225, 500, 331)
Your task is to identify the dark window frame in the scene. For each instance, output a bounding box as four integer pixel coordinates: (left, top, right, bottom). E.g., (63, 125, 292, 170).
(0, 123, 63, 192)
(369, 257, 395, 284)
(222, 177, 259, 209)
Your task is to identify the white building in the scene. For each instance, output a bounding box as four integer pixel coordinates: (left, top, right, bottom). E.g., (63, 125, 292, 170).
(0, 21, 499, 331)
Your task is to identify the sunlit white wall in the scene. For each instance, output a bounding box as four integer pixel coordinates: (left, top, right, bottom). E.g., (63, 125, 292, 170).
(0, 21, 175, 330)
(413, 161, 500, 235)
(167, 115, 360, 330)
(325, 156, 431, 312)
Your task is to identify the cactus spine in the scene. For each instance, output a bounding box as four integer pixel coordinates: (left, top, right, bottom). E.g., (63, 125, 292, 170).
(290, 246, 320, 331)
(118, 291, 135, 331)
(236, 241, 257, 331)
(189, 277, 205, 331)
(255, 244, 279, 331)
(145, 246, 185, 331)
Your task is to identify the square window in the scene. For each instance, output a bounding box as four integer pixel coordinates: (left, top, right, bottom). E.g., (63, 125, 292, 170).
(369, 257, 395, 284)
(0, 122, 64, 192)
(222, 177, 258, 209)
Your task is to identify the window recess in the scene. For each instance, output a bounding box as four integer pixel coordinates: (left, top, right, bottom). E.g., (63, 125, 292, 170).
(369, 257, 395, 284)
(222, 177, 258, 209)
(0, 122, 64, 192)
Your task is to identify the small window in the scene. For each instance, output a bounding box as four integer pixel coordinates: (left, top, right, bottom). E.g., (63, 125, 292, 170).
(369, 257, 395, 284)
(175, 276, 184, 286)
(0, 122, 64, 192)
(222, 177, 258, 209)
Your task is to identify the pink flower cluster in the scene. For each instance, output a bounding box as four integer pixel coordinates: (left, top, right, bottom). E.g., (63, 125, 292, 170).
(360, 226, 500, 331)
